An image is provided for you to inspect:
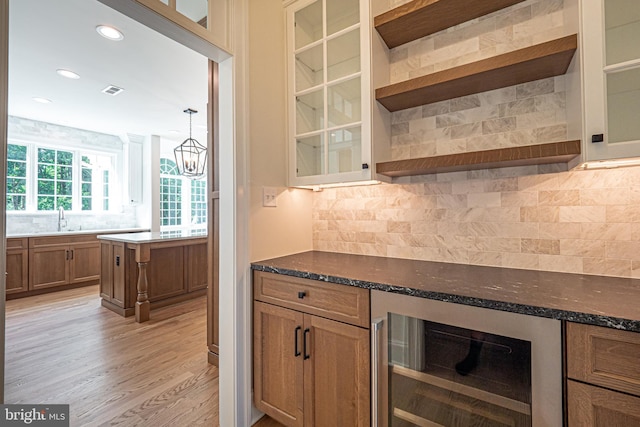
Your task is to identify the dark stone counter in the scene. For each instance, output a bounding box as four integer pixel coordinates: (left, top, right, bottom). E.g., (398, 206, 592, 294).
(251, 251, 640, 332)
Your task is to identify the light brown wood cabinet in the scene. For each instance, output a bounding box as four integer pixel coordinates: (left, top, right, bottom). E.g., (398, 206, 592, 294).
(566, 322, 640, 426)
(6, 238, 28, 294)
(253, 271, 370, 427)
(29, 234, 100, 291)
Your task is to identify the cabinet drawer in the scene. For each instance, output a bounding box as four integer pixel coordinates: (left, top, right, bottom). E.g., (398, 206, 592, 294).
(567, 322, 640, 397)
(29, 234, 98, 248)
(253, 271, 369, 328)
(567, 380, 640, 426)
(7, 238, 28, 250)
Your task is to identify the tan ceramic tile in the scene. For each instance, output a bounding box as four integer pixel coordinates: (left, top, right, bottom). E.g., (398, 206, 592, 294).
(539, 254, 582, 274)
(539, 222, 581, 239)
(469, 251, 503, 267)
(584, 258, 632, 278)
(606, 240, 640, 261)
(520, 206, 539, 222)
(559, 239, 605, 258)
(502, 252, 540, 270)
(502, 191, 537, 207)
(436, 222, 468, 236)
(521, 238, 560, 255)
(475, 237, 521, 252)
(580, 188, 630, 206)
(580, 223, 632, 241)
(606, 206, 640, 223)
(437, 194, 468, 209)
(512, 10, 563, 40)
(559, 206, 606, 223)
(388, 221, 411, 233)
(467, 192, 502, 208)
(452, 179, 486, 194)
(538, 190, 580, 206)
(411, 221, 439, 235)
(485, 178, 519, 192)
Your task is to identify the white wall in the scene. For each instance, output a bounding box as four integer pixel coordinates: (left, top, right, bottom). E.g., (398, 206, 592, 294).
(248, 0, 313, 263)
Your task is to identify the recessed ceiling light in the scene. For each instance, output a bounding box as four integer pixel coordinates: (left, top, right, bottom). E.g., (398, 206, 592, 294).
(32, 97, 52, 104)
(56, 69, 80, 79)
(96, 25, 124, 41)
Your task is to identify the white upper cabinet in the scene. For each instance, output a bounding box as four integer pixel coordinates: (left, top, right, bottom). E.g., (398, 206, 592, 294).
(287, 0, 383, 187)
(581, 0, 640, 162)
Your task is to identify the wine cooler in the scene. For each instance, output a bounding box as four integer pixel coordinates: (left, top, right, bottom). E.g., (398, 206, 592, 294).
(371, 291, 562, 427)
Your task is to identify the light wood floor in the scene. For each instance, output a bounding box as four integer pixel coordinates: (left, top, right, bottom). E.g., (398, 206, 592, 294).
(5, 285, 219, 427)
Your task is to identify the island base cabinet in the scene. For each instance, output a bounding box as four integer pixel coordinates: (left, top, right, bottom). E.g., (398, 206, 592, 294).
(567, 380, 640, 426)
(253, 301, 370, 427)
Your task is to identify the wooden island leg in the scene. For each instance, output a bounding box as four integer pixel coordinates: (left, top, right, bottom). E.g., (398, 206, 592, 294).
(135, 244, 151, 322)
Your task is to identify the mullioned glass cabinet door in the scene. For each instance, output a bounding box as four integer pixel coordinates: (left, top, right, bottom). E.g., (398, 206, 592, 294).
(582, 0, 640, 162)
(286, 0, 372, 186)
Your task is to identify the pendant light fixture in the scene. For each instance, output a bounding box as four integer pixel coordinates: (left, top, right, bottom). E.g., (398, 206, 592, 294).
(174, 108, 207, 179)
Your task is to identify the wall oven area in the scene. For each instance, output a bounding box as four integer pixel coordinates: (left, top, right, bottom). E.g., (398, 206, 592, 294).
(371, 290, 562, 427)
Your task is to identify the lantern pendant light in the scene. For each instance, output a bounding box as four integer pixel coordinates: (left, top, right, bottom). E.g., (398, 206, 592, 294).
(174, 108, 207, 179)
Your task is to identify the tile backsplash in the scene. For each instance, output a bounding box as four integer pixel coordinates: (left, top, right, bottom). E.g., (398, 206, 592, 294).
(388, 0, 571, 161)
(7, 208, 139, 235)
(312, 166, 640, 279)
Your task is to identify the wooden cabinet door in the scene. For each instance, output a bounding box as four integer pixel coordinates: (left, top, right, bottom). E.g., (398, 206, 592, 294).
(69, 242, 101, 284)
(30, 245, 69, 289)
(254, 301, 304, 427)
(303, 314, 370, 427)
(568, 380, 640, 426)
(186, 243, 208, 292)
(112, 242, 127, 307)
(100, 242, 113, 300)
(6, 238, 28, 294)
(146, 246, 186, 301)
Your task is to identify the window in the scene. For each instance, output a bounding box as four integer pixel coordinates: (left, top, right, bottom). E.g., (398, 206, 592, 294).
(37, 148, 73, 210)
(160, 158, 207, 230)
(6, 144, 27, 211)
(5, 142, 115, 212)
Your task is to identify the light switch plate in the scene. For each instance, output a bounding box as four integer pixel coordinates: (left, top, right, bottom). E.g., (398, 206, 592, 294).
(263, 187, 277, 207)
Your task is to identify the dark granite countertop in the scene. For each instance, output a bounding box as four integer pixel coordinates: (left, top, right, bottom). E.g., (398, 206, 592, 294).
(251, 251, 640, 332)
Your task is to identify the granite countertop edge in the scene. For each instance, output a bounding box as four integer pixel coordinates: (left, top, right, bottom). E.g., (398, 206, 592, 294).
(251, 263, 640, 333)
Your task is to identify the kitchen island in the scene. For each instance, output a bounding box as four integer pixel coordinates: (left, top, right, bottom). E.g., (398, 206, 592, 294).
(98, 230, 208, 322)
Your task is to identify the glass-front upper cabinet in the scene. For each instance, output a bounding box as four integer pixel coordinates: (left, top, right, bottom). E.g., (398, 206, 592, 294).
(582, 0, 640, 162)
(286, 0, 373, 187)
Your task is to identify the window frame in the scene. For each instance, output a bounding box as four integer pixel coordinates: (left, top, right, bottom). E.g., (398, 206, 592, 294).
(159, 157, 207, 231)
(6, 138, 119, 214)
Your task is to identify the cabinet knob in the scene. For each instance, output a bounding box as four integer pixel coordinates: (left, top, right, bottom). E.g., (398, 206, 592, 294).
(298, 291, 306, 299)
(592, 134, 604, 143)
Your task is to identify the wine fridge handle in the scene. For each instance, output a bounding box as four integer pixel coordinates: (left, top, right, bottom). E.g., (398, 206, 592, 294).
(371, 318, 384, 427)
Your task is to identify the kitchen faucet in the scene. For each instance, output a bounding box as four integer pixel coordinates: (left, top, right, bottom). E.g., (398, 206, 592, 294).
(57, 206, 67, 231)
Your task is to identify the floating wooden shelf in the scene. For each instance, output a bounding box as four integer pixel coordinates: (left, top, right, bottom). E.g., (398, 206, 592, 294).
(376, 140, 581, 177)
(376, 35, 577, 113)
(375, 0, 526, 49)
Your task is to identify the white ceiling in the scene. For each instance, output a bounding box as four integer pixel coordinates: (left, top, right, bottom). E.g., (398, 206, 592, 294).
(8, 0, 209, 143)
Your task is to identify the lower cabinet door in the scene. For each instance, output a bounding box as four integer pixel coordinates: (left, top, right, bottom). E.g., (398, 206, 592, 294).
(6, 244, 28, 294)
(568, 380, 640, 426)
(30, 246, 69, 289)
(70, 242, 101, 284)
(254, 301, 304, 427)
(304, 314, 370, 427)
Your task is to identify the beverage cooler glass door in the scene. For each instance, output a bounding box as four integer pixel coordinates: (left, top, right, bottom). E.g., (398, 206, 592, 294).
(371, 290, 562, 427)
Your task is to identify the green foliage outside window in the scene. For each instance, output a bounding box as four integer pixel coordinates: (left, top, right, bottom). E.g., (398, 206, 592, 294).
(7, 144, 27, 211)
